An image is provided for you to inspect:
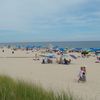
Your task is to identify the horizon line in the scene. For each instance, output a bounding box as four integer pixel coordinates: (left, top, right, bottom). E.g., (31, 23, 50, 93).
(0, 40, 100, 44)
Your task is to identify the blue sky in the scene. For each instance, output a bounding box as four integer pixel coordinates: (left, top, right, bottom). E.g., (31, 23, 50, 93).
(0, 0, 100, 42)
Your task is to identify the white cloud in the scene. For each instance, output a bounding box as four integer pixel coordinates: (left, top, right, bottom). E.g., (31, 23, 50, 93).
(0, 0, 86, 32)
(0, 0, 100, 41)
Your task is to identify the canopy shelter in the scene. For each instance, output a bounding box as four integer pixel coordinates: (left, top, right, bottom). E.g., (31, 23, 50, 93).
(41, 53, 56, 58)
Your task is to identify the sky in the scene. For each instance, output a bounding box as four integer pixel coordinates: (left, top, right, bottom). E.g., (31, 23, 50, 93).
(0, 0, 100, 42)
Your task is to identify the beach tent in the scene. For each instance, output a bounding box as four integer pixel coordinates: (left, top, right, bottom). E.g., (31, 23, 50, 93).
(41, 53, 56, 58)
(47, 54, 56, 58)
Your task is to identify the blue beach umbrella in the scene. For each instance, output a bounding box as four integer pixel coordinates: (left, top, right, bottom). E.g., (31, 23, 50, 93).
(58, 48, 65, 52)
(90, 48, 100, 52)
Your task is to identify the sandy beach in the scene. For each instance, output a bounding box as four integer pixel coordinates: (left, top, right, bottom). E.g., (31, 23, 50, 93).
(0, 48, 100, 100)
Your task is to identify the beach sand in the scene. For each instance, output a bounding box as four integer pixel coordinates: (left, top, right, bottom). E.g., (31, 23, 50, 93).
(0, 48, 100, 100)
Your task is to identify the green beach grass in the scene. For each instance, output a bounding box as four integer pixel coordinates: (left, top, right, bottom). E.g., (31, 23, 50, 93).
(0, 75, 79, 100)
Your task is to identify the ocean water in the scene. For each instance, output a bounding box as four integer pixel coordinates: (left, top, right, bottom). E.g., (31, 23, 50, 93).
(0, 41, 100, 48)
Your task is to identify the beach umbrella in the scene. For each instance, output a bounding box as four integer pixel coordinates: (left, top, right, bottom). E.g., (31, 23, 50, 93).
(96, 48, 100, 51)
(41, 53, 56, 58)
(89, 48, 95, 52)
(90, 48, 100, 52)
(58, 48, 65, 52)
(46, 53, 56, 58)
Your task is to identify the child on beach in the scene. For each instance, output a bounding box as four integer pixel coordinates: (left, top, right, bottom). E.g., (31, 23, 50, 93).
(78, 66, 86, 82)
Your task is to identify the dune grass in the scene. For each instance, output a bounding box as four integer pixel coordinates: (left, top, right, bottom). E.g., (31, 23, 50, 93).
(0, 75, 79, 100)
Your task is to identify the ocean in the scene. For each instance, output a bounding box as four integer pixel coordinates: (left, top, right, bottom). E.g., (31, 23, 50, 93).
(0, 41, 100, 48)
